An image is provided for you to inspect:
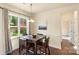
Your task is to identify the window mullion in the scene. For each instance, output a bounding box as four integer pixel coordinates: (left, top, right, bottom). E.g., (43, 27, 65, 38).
(18, 17, 20, 36)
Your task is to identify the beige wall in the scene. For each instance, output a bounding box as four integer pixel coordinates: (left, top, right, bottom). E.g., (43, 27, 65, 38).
(33, 8, 62, 49)
(33, 5, 79, 50)
(74, 11, 79, 54)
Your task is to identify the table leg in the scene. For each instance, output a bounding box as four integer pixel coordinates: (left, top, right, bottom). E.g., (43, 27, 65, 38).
(19, 39, 20, 55)
(26, 40, 28, 55)
(34, 42, 37, 55)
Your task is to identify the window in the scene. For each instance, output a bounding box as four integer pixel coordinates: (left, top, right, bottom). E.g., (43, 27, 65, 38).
(8, 12, 29, 38)
(9, 15, 18, 36)
(20, 18, 27, 35)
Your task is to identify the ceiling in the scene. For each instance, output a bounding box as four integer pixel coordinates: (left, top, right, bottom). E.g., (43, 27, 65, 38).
(6, 3, 76, 14)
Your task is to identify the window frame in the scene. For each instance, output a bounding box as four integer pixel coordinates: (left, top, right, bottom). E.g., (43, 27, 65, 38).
(8, 12, 29, 39)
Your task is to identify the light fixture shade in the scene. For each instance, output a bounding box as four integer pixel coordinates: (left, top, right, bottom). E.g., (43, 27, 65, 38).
(29, 16, 34, 23)
(30, 18, 34, 23)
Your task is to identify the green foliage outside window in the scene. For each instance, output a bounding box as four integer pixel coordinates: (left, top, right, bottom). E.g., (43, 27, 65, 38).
(9, 15, 18, 26)
(20, 18, 26, 26)
(20, 27, 26, 35)
(10, 27, 18, 36)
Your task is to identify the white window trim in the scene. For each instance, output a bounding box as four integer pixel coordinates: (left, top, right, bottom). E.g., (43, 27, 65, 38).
(8, 12, 29, 39)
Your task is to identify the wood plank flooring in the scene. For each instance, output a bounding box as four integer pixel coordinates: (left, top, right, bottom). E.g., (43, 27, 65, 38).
(7, 39, 77, 55)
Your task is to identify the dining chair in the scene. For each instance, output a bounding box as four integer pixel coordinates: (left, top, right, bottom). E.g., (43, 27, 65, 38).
(26, 40, 35, 55)
(19, 34, 35, 55)
(25, 34, 37, 55)
(36, 36, 50, 55)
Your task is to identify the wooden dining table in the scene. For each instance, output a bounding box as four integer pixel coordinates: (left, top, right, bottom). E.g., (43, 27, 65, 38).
(19, 35, 46, 55)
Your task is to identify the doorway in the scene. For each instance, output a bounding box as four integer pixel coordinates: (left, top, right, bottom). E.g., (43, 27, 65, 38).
(61, 12, 74, 44)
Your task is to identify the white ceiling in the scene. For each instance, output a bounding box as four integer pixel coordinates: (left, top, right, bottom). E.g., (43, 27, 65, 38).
(6, 3, 76, 14)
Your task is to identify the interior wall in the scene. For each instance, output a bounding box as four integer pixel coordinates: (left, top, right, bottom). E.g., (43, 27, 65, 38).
(74, 11, 79, 54)
(33, 8, 62, 49)
(33, 5, 79, 49)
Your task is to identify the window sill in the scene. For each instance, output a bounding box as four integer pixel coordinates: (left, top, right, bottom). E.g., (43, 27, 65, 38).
(10, 34, 23, 39)
(10, 36, 20, 39)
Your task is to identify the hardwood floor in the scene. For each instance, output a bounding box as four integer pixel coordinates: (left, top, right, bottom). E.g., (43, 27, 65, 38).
(8, 39, 77, 55)
(50, 40, 77, 55)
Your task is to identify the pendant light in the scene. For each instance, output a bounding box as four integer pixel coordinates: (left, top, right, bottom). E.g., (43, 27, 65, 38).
(29, 4, 34, 23)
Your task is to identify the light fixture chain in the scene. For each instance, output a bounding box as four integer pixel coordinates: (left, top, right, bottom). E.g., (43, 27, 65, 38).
(30, 4, 32, 17)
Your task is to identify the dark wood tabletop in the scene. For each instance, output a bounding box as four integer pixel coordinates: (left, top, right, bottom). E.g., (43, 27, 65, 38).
(19, 35, 46, 42)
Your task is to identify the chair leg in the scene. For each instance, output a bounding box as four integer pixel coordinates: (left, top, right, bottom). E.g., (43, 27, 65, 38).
(19, 40, 21, 55)
(39, 47, 41, 55)
(40, 47, 41, 55)
(26, 41, 29, 55)
(48, 47, 50, 55)
(32, 45, 35, 55)
(45, 47, 47, 55)
(19, 47, 20, 55)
